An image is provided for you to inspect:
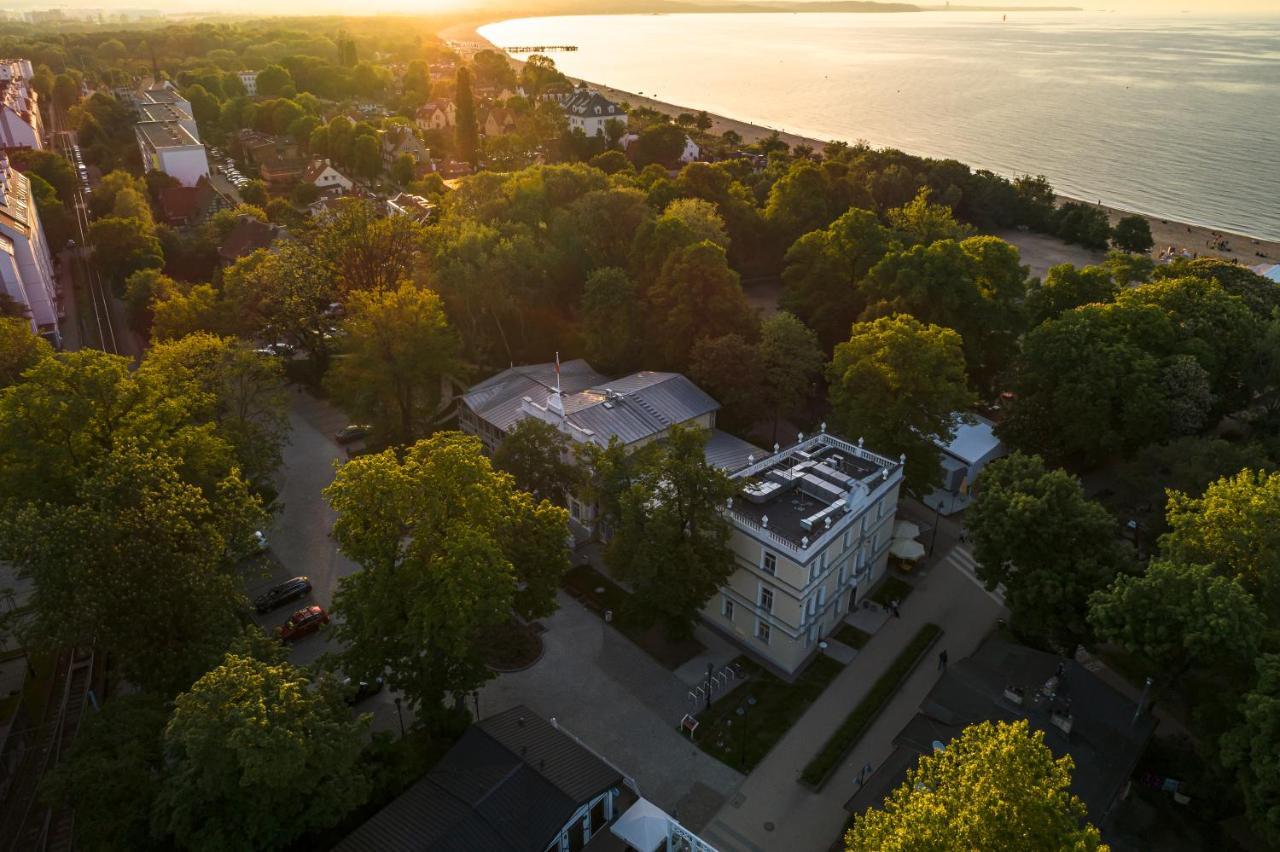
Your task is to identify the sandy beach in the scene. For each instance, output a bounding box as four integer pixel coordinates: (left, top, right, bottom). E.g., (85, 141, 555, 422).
(442, 19, 1280, 278)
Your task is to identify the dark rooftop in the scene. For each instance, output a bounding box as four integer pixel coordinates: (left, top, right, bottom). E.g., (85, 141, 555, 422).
(845, 638, 1155, 837)
(336, 706, 623, 852)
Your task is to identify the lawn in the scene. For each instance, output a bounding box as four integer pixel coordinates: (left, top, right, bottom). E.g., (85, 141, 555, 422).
(692, 654, 845, 773)
(562, 565, 705, 670)
(834, 624, 871, 649)
(800, 622, 942, 789)
(869, 575, 915, 607)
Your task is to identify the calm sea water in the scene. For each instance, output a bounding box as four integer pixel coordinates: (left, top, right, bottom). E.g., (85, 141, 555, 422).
(481, 12, 1280, 241)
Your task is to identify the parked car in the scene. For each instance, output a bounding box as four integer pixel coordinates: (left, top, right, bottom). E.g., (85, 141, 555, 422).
(334, 424, 370, 444)
(253, 576, 312, 614)
(277, 605, 329, 642)
(343, 676, 385, 705)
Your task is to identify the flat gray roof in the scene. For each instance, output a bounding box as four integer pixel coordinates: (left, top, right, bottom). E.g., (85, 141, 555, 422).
(136, 120, 201, 149)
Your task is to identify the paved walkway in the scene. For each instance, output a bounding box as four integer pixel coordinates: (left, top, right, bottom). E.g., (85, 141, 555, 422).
(701, 547, 1007, 852)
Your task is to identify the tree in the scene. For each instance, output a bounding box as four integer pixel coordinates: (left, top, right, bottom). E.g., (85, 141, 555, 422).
(123, 267, 179, 334)
(690, 333, 763, 433)
(151, 283, 230, 342)
(646, 240, 755, 369)
(185, 83, 221, 131)
(222, 244, 337, 373)
(846, 720, 1103, 852)
(1089, 559, 1263, 678)
(630, 124, 686, 168)
(493, 418, 582, 504)
(600, 427, 736, 638)
(1161, 469, 1280, 611)
(455, 67, 478, 167)
(391, 151, 415, 185)
(967, 452, 1130, 650)
(1112, 215, 1154, 254)
(580, 267, 645, 375)
(887, 188, 973, 246)
(1221, 655, 1280, 848)
(324, 433, 568, 718)
(780, 207, 891, 349)
(39, 693, 169, 852)
(1053, 202, 1111, 249)
(327, 283, 460, 446)
(1025, 263, 1118, 326)
(238, 179, 268, 207)
(827, 315, 975, 494)
(764, 160, 840, 249)
(154, 653, 370, 852)
(0, 445, 262, 695)
(88, 216, 163, 287)
(0, 317, 52, 388)
(313, 198, 424, 294)
(254, 64, 293, 97)
(757, 311, 823, 443)
(138, 334, 289, 487)
(472, 50, 516, 90)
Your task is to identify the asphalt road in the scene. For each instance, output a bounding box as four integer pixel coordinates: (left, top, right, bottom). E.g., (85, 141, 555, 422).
(244, 389, 411, 734)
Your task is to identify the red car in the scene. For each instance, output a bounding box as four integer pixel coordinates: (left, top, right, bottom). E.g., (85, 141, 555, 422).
(276, 605, 329, 642)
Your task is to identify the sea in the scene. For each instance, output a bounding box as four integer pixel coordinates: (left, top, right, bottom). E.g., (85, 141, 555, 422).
(480, 12, 1280, 241)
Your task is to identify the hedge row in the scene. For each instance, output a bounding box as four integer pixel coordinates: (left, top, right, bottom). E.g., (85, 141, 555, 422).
(799, 622, 943, 789)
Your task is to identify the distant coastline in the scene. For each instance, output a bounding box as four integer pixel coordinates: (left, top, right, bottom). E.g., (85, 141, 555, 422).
(469, 2, 1083, 18)
(443, 17, 1280, 268)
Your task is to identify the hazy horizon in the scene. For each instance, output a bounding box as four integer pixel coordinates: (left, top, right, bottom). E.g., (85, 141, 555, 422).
(4, 0, 1280, 20)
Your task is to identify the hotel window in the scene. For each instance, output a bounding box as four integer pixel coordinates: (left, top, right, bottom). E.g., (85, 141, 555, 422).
(759, 587, 774, 613)
(877, 499, 884, 519)
(762, 551, 776, 575)
(723, 598, 735, 620)
(843, 529, 851, 550)
(838, 564, 846, 586)
(757, 621, 771, 645)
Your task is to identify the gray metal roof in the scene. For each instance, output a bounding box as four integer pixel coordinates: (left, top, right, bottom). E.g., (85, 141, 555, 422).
(462, 362, 720, 446)
(336, 706, 621, 852)
(703, 429, 765, 473)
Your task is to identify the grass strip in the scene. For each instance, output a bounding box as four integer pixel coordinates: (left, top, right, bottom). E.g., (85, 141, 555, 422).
(799, 622, 942, 789)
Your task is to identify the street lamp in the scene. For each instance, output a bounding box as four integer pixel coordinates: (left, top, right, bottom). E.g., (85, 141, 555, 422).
(928, 499, 942, 556)
(393, 696, 405, 738)
(736, 706, 749, 770)
(472, 690, 481, 721)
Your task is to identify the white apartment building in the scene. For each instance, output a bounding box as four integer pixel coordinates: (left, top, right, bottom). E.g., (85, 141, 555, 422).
(135, 81, 192, 116)
(710, 429, 904, 675)
(136, 121, 209, 187)
(0, 155, 60, 345)
(137, 101, 199, 142)
(238, 71, 258, 97)
(0, 59, 44, 150)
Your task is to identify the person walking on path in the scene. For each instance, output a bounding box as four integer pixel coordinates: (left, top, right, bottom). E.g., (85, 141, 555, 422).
(938, 649, 948, 671)
(890, 599, 901, 618)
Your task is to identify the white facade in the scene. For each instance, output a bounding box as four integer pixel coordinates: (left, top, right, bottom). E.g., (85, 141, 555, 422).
(562, 90, 627, 138)
(0, 156, 59, 344)
(679, 135, 700, 163)
(238, 71, 258, 96)
(707, 430, 905, 676)
(0, 59, 44, 150)
(136, 122, 209, 187)
(305, 160, 353, 193)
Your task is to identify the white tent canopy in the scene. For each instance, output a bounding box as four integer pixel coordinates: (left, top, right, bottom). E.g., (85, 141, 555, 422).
(890, 538, 926, 562)
(893, 520, 920, 541)
(611, 797, 670, 852)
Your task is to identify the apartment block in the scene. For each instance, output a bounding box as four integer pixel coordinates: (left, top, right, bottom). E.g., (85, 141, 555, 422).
(0, 59, 44, 150)
(0, 154, 60, 345)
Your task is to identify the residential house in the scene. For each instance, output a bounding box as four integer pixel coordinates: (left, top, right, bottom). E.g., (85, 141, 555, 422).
(846, 637, 1155, 843)
(307, 196, 347, 219)
(482, 107, 519, 137)
(458, 359, 896, 676)
(0, 156, 59, 345)
(238, 70, 258, 96)
(135, 121, 209, 187)
(0, 59, 44, 150)
(385, 192, 437, 223)
(381, 126, 431, 171)
(217, 215, 283, 266)
(157, 178, 228, 227)
(436, 160, 474, 180)
(561, 89, 626, 138)
(300, 158, 354, 196)
(335, 706, 712, 852)
(679, 135, 700, 163)
(415, 100, 455, 131)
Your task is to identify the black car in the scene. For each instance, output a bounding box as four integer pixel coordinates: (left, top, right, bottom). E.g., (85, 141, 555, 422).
(344, 676, 385, 705)
(334, 424, 370, 445)
(253, 576, 312, 614)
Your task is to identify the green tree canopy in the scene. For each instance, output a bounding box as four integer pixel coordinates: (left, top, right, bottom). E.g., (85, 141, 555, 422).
(595, 426, 736, 638)
(327, 283, 461, 447)
(1089, 559, 1263, 677)
(1111, 215, 1154, 254)
(1025, 263, 1118, 327)
(690, 333, 763, 433)
(646, 240, 755, 370)
(492, 418, 582, 505)
(324, 433, 568, 717)
(758, 311, 823, 443)
(0, 316, 52, 388)
(1221, 654, 1280, 848)
(827, 314, 975, 494)
(88, 215, 163, 287)
(154, 652, 370, 852)
(846, 719, 1103, 852)
(967, 452, 1130, 650)
(579, 267, 645, 375)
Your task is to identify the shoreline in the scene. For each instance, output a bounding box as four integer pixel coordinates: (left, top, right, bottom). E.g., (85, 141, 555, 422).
(443, 18, 1280, 269)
